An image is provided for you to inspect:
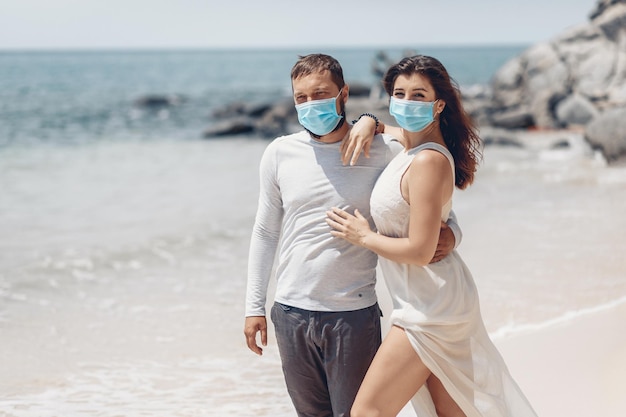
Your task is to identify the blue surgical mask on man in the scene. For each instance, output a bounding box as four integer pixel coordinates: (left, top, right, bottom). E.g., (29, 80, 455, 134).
(389, 97, 437, 132)
(295, 91, 344, 136)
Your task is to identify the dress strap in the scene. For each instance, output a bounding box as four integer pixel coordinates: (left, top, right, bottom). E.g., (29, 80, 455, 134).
(408, 142, 455, 183)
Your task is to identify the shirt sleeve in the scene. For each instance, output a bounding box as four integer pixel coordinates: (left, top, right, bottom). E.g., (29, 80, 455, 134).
(446, 209, 463, 250)
(245, 143, 283, 317)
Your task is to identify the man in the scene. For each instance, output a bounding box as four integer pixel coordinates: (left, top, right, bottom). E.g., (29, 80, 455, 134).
(244, 54, 461, 417)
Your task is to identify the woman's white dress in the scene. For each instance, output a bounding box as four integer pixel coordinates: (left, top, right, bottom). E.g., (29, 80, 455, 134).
(370, 142, 537, 416)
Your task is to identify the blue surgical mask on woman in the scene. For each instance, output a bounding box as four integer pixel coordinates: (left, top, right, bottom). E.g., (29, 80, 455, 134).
(295, 91, 343, 136)
(389, 97, 437, 132)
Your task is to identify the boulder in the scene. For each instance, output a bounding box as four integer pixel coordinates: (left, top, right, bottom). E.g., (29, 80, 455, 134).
(555, 93, 600, 126)
(489, 0, 626, 129)
(481, 131, 524, 148)
(591, 0, 626, 40)
(210, 101, 273, 119)
(254, 99, 298, 137)
(133, 94, 184, 108)
(585, 106, 626, 161)
(491, 57, 525, 109)
(204, 98, 299, 138)
(202, 118, 256, 138)
(489, 107, 534, 129)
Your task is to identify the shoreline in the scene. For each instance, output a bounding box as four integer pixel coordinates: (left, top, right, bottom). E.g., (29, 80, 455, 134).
(489, 294, 626, 341)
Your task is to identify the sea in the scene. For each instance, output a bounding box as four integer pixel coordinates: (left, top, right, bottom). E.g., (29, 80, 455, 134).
(1, 47, 625, 417)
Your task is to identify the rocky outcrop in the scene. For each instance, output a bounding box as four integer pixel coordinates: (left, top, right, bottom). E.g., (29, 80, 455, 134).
(477, 0, 626, 163)
(203, 98, 298, 138)
(488, 0, 626, 131)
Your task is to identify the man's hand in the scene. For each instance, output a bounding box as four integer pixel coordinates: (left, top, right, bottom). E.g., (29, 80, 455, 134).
(341, 117, 377, 166)
(430, 221, 456, 263)
(244, 316, 268, 355)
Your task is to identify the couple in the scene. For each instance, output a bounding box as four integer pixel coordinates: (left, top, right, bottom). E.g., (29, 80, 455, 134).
(244, 53, 536, 417)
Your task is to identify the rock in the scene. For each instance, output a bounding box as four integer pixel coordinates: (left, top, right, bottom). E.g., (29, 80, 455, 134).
(488, 0, 626, 130)
(462, 84, 492, 100)
(210, 101, 246, 118)
(551, 140, 571, 149)
(591, 1, 626, 40)
(585, 106, 626, 161)
(134, 94, 183, 108)
(348, 82, 372, 97)
(524, 43, 569, 96)
(489, 107, 534, 129)
(210, 101, 272, 118)
(555, 93, 600, 126)
(246, 102, 274, 118)
(491, 57, 525, 109)
(558, 25, 618, 101)
(478, 126, 524, 148)
(254, 99, 298, 137)
(590, 0, 621, 19)
(262, 98, 297, 120)
(202, 118, 256, 137)
(204, 98, 299, 138)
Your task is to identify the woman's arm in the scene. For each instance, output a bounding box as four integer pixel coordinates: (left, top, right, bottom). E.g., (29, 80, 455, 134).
(381, 124, 404, 143)
(341, 114, 408, 165)
(326, 150, 452, 266)
(403, 151, 453, 264)
(341, 114, 379, 166)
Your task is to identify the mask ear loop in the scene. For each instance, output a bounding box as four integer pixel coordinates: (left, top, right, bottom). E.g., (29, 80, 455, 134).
(433, 99, 446, 119)
(336, 87, 345, 103)
(335, 87, 347, 118)
(434, 99, 448, 127)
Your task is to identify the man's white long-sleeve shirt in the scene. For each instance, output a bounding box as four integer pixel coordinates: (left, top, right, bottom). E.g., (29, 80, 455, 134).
(245, 130, 461, 317)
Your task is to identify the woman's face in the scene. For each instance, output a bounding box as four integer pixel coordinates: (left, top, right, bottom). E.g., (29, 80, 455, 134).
(392, 73, 436, 102)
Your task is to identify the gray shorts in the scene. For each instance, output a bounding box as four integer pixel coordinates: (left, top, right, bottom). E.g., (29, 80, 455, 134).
(270, 302, 382, 417)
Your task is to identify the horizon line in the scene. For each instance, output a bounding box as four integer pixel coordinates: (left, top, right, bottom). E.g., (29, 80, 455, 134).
(0, 43, 532, 53)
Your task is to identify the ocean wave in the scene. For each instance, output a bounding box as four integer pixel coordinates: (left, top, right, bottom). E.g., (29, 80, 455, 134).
(0, 353, 293, 417)
(489, 295, 626, 340)
(0, 225, 251, 298)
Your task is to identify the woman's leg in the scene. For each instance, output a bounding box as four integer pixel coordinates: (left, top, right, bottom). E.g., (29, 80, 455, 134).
(350, 325, 431, 417)
(427, 374, 466, 417)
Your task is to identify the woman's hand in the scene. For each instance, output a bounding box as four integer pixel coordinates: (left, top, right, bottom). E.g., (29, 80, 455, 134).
(326, 207, 373, 246)
(341, 117, 377, 166)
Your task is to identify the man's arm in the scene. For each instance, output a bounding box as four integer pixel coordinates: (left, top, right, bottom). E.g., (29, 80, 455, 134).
(244, 144, 283, 355)
(446, 210, 462, 249)
(430, 211, 462, 263)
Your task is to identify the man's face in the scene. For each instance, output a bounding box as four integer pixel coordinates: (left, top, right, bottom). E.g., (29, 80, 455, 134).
(292, 70, 343, 111)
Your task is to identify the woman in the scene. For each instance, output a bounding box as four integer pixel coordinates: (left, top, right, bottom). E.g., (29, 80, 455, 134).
(326, 56, 537, 417)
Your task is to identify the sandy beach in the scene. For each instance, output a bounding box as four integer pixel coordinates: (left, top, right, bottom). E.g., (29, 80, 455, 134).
(496, 299, 626, 417)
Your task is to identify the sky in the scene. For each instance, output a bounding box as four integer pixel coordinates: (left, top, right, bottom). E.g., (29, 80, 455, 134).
(0, 0, 598, 50)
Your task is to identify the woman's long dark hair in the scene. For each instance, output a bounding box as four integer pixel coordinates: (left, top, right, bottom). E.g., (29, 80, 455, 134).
(383, 55, 482, 189)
